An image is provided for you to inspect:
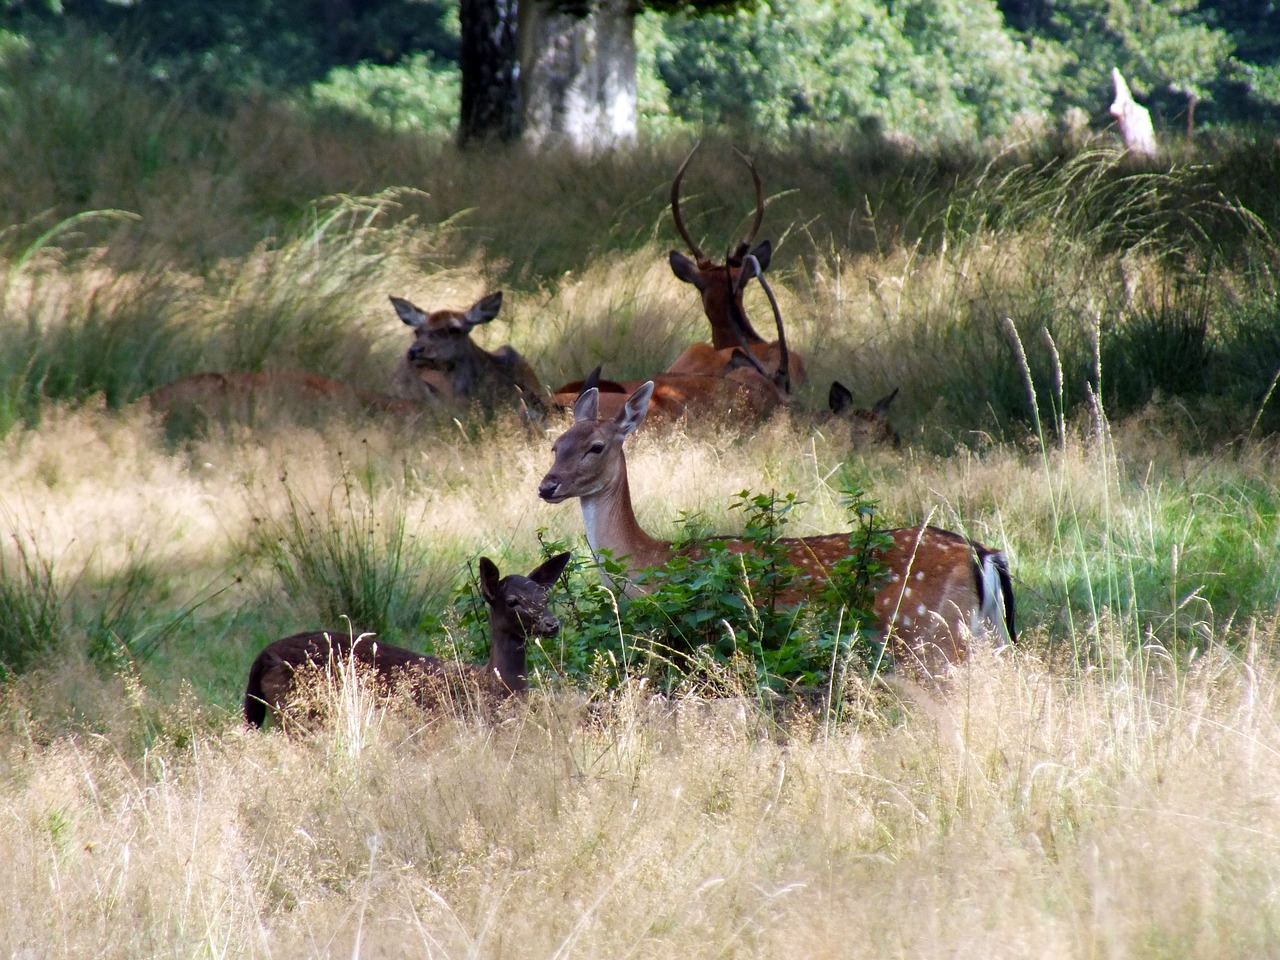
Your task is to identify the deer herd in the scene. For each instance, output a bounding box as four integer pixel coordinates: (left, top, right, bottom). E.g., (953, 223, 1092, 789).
(227, 147, 1017, 728)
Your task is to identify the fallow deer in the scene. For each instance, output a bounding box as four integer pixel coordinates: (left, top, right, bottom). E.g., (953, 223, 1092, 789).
(243, 552, 571, 728)
(666, 145, 807, 390)
(391, 291, 550, 416)
(551, 356, 787, 428)
(537, 382, 1014, 671)
(828, 382, 902, 448)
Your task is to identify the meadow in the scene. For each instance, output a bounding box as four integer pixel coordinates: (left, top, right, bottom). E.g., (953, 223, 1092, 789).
(3, 33, 1280, 957)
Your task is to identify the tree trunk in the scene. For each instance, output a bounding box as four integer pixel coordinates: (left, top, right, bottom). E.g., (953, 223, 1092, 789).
(519, 0, 638, 153)
(459, 0, 522, 145)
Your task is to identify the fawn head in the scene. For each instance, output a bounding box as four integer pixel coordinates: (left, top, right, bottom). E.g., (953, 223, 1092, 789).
(828, 383, 902, 447)
(539, 382, 653, 504)
(391, 291, 504, 373)
(478, 551, 572, 641)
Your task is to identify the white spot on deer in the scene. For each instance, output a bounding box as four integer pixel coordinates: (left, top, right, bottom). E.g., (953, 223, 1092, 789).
(916, 603, 926, 616)
(904, 587, 913, 599)
(902, 615, 913, 626)
(915, 571, 925, 581)
(890, 573, 901, 582)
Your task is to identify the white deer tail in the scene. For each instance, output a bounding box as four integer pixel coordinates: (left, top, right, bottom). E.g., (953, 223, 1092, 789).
(974, 550, 1016, 644)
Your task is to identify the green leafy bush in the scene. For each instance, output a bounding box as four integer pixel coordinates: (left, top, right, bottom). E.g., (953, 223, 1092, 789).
(445, 485, 891, 695)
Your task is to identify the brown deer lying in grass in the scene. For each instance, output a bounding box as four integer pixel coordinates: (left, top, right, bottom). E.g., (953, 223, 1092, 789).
(551, 354, 787, 428)
(538, 382, 1014, 672)
(828, 383, 902, 448)
(143, 292, 547, 423)
(666, 145, 806, 391)
(243, 552, 571, 728)
(390, 291, 550, 416)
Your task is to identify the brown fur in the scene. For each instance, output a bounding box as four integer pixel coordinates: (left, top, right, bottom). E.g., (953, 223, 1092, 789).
(244, 553, 571, 728)
(538, 383, 1014, 674)
(390, 291, 550, 416)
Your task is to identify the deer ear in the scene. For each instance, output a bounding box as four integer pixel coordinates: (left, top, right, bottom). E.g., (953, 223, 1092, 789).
(668, 250, 706, 290)
(529, 551, 571, 588)
(478, 556, 501, 604)
(750, 239, 772, 272)
(573, 386, 600, 423)
(872, 386, 900, 415)
(829, 381, 853, 414)
(617, 381, 654, 437)
(390, 295, 426, 328)
(466, 291, 503, 327)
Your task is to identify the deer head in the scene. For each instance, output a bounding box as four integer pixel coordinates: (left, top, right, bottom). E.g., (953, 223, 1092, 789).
(391, 291, 504, 374)
(829, 383, 902, 447)
(668, 145, 771, 350)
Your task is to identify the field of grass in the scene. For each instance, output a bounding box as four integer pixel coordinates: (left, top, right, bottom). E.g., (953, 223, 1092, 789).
(3, 30, 1280, 958)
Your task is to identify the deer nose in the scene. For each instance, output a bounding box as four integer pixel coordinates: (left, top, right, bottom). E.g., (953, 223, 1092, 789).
(538, 613, 561, 637)
(538, 476, 563, 502)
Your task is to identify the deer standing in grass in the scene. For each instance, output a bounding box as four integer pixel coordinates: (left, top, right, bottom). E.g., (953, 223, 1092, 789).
(243, 552, 571, 728)
(538, 382, 1014, 670)
(391, 291, 550, 416)
(665, 145, 806, 391)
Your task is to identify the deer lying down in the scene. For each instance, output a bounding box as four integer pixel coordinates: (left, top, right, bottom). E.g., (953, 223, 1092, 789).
(390, 291, 551, 416)
(551, 356, 786, 429)
(243, 552, 571, 728)
(538, 381, 1015, 673)
(828, 382, 902, 448)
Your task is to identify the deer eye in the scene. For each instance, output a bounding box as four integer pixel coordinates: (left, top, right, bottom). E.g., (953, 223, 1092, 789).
(507, 596, 521, 608)
(588, 441, 605, 455)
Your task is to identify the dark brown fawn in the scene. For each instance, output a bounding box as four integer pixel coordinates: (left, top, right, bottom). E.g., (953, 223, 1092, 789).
(243, 552, 571, 728)
(390, 291, 550, 416)
(666, 145, 806, 391)
(538, 382, 1014, 671)
(828, 383, 902, 448)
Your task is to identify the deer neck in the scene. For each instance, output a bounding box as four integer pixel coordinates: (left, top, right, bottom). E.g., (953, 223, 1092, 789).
(484, 615, 528, 693)
(579, 457, 669, 587)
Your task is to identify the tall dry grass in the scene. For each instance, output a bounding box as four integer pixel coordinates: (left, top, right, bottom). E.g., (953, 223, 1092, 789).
(2, 639, 1279, 958)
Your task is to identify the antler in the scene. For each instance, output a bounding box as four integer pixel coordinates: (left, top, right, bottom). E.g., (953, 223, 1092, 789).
(670, 143, 706, 261)
(732, 147, 765, 253)
(738, 253, 791, 395)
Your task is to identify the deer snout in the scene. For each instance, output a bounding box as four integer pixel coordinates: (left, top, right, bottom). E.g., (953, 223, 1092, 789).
(538, 475, 567, 503)
(535, 612, 561, 637)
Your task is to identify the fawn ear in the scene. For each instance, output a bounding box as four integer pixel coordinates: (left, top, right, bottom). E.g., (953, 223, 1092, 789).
(465, 291, 503, 327)
(478, 556, 501, 604)
(390, 295, 426, 329)
(872, 386, 900, 415)
(529, 551, 571, 588)
(573, 385, 600, 423)
(828, 380, 853, 414)
(616, 381, 654, 437)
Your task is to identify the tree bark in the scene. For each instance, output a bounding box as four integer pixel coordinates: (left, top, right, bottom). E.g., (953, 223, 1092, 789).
(459, 0, 522, 145)
(520, 0, 638, 153)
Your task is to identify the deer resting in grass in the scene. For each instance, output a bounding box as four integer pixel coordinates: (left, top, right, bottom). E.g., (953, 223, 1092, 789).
(551, 355, 787, 428)
(828, 382, 902, 448)
(537, 382, 1014, 670)
(391, 291, 550, 416)
(243, 552, 571, 728)
(666, 145, 806, 391)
